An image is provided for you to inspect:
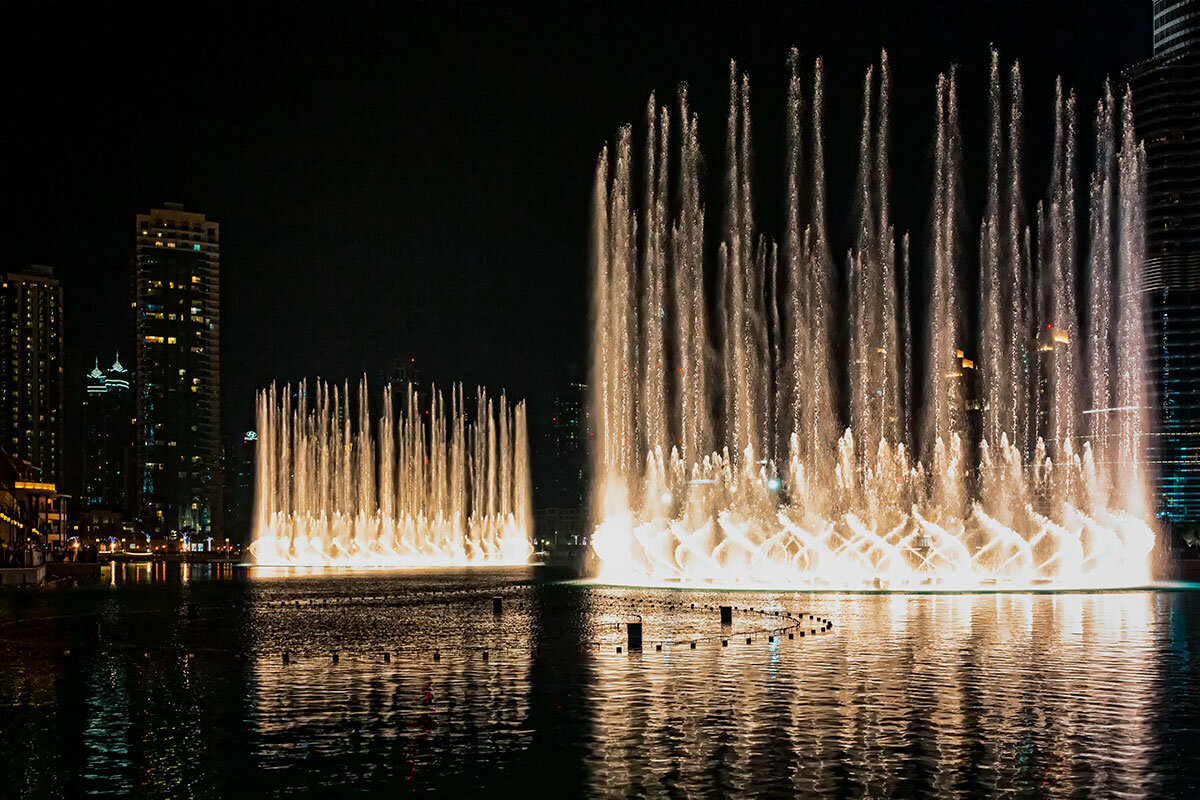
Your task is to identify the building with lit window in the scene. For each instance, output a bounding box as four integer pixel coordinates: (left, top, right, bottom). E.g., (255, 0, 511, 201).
(134, 204, 222, 537)
(544, 382, 589, 509)
(1153, 0, 1200, 59)
(1128, 2, 1200, 523)
(532, 382, 590, 552)
(82, 354, 134, 512)
(2, 265, 64, 484)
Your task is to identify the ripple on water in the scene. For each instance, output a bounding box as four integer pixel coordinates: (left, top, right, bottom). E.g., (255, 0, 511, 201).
(0, 568, 1197, 798)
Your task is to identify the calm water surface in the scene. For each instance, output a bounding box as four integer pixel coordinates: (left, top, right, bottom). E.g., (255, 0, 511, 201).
(1, 563, 1197, 798)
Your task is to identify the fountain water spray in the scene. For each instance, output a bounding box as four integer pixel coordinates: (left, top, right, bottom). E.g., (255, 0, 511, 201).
(251, 379, 531, 567)
(589, 51, 1153, 589)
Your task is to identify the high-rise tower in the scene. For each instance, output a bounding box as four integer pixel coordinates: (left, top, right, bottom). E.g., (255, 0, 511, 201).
(82, 354, 134, 511)
(2, 265, 64, 483)
(134, 204, 222, 537)
(1129, 3, 1200, 523)
(1153, 0, 1200, 59)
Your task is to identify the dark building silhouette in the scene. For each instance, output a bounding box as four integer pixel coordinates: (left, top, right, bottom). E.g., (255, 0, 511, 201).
(545, 382, 588, 508)
(134, 204, 222, 537)
(1129, 2, 1200, 522)
(82, 354, 134, 511)
(533, 383, 590, 550)
(2, 265, 64, 484)
(224, 430, 256, 542)
(381, 356, 425, 416)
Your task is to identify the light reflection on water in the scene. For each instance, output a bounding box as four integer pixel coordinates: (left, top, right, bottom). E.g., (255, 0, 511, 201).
(0, 566, 1197, 798)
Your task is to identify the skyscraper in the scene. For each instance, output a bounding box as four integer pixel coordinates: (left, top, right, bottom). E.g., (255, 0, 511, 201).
(2, 265, 64, 484)
(533, 382, 590, 551)
(544, 382, 589, 509)
(1153, 0, 1200, 59)
(1129, 3, 1200, 523)
(82, 354, 134, 511)
(134, 204, 222, 537)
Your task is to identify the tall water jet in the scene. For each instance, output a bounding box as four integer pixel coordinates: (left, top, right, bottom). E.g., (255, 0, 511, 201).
(251, 379, 532, 567)
(589, 51, 1155, 589)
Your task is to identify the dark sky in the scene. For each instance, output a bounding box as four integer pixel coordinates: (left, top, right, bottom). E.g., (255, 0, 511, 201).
(1, 1, 1150, 493)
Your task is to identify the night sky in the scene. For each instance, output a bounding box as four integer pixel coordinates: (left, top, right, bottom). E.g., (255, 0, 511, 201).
(2, 1, 1149, 494)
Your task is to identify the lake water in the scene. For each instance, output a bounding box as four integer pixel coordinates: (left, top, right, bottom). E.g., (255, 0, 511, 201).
(2, 564, 1198, 798)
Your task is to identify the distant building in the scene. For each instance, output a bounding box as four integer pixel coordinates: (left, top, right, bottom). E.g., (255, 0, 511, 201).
(1, 265, 64, 484)
(82, 354, 134, 512)
(134, 204, 222, 537)
(381, 356, 425, 416)
(533, 506, 588, 550)
(1034, 327, 1068, 447)
(0, 448, 66, 544)
(1128, 4, 1200, 522)
(224, 430, 257, 541)
(0, 450, 22, 545)
(1153, 0, 1200, 59)
(543, 382, 589, 509)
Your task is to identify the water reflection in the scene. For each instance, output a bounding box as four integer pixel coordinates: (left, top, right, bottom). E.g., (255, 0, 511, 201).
(1, 572, 1197, 798)
(582, 591, 1180, 798)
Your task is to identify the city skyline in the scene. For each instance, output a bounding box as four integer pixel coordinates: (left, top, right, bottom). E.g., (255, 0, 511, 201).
(4, 2, 1197, 542)
(3, 4, 1200, 797)
(2, 2, 1150, 489)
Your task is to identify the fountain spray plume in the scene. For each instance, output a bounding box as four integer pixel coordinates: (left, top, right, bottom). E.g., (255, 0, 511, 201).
(589, 51, 1154, 589)
(252, 378, 531, 567)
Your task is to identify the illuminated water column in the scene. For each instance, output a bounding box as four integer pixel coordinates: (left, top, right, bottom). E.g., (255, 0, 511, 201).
(251, 379, 532, 567)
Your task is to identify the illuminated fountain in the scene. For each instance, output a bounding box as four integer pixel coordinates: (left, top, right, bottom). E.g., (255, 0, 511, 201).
(590, 51, 1154, 589)
(251, 380, 532, 567)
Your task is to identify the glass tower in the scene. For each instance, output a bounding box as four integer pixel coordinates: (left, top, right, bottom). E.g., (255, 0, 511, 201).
(134, 204, 222, 537)
(82, 355, 134, 511)
(1130, 5, 1200, 522)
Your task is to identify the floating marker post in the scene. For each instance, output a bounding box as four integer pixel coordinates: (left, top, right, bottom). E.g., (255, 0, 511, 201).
(282, 651, 290, 664)
(493, 596, 503, 615)
(720, 606, 733, 624)
(384, 652, 391, 663)
(433, 650, 441, 661)
(332, 651, 339, 664)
